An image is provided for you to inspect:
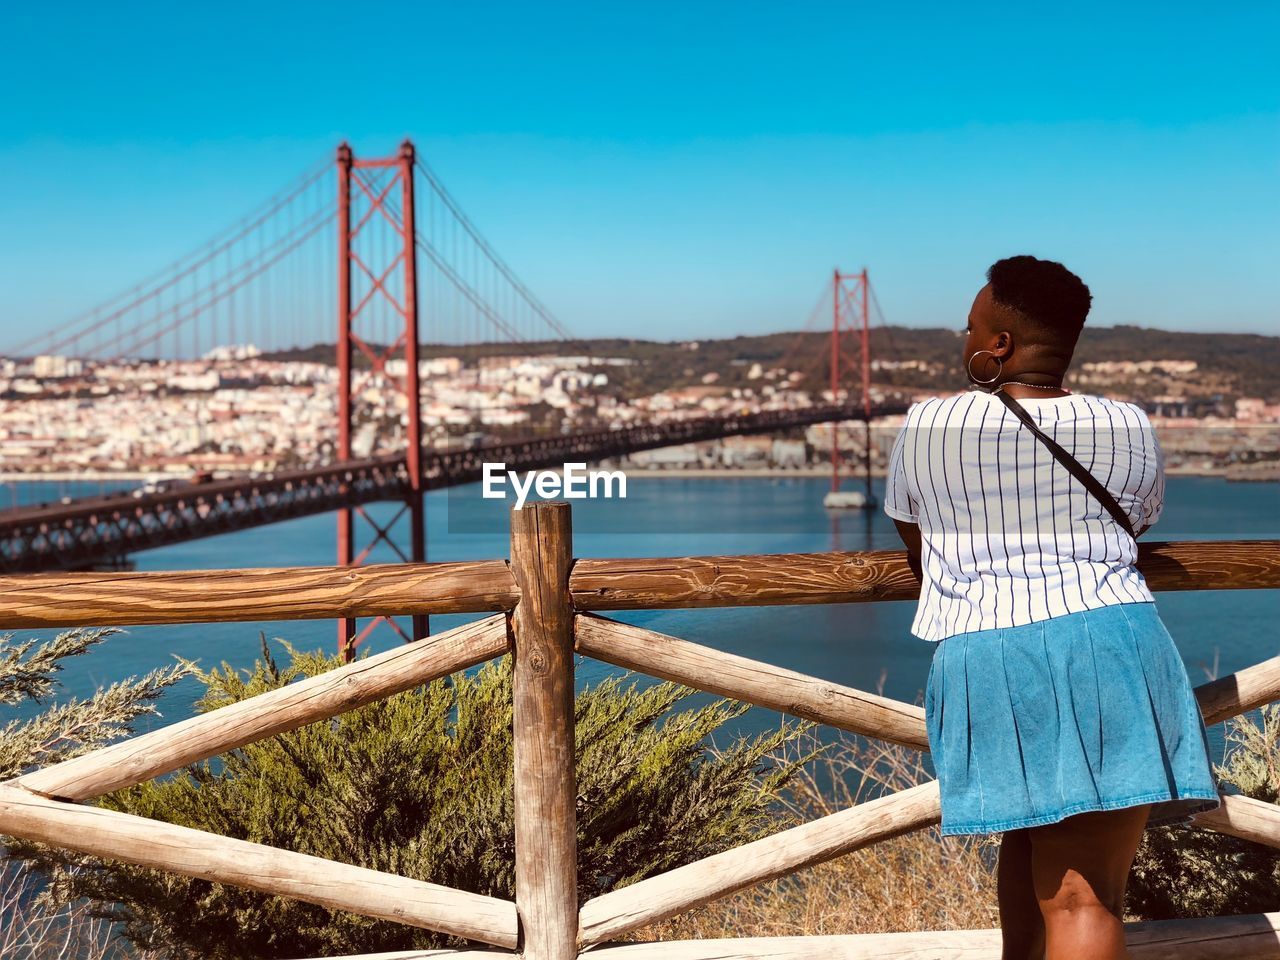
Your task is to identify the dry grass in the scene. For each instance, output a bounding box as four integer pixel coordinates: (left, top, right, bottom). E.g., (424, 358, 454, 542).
(0, 859, 159, 960)
(630, 725, 1001, 942)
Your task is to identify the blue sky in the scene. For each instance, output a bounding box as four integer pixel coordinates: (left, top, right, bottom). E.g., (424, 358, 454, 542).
(2, 0, 1277, 342)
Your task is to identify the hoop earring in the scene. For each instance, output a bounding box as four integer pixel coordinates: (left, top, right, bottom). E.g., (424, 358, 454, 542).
(967, 349, 1002, 385)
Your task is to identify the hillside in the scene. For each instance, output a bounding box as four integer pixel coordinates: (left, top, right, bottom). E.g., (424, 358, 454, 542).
(265, 325, 1280, 405)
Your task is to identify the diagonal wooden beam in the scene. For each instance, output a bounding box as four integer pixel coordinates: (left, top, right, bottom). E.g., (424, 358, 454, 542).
(0, 785, 519, 949)
(13, 614, 510, 801)
(576, 616, 1279, 754)
(575, 647, 1280, 947)
(574, 613, 927, 749)
(577, 782, 942, 949)
(1196, 654, 1280, 727)
(1193, 793, 1280, 850)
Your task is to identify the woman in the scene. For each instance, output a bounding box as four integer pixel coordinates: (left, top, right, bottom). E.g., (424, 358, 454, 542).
(883, 255, 1220, 960)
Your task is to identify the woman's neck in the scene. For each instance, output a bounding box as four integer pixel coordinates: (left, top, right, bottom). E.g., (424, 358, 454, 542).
(996, 368, 1069, 399)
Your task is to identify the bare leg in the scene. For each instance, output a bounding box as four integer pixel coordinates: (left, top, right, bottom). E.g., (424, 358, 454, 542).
(1029, 804, 1151, 960)
(999, 828, 1045, 959)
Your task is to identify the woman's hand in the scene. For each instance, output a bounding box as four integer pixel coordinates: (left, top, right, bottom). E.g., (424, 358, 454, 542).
(892, 518, 923, 583)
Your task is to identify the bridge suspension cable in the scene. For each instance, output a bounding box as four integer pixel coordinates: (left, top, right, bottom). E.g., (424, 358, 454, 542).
(7, 161, 333, 359)
(414, 157, 574, 343)
(7, 145, 578, 363)
(771, 269, 900, 403)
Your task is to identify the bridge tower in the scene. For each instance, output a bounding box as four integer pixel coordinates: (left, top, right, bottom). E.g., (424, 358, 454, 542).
(336, 140, 426, 659)
(827, 268, 875, 505)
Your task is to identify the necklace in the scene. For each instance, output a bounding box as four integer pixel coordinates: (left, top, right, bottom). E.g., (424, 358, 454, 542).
(1001, 380, 1071, 394)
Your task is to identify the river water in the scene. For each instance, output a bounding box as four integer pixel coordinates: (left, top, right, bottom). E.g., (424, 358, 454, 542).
(5, 475, 1278, 766)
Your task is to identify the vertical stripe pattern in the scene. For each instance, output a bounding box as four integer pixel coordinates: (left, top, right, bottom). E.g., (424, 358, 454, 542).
(884, 390, 1165, 642)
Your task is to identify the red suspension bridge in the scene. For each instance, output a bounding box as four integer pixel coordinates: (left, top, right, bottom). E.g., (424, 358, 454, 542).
(0, 140, 905, 651)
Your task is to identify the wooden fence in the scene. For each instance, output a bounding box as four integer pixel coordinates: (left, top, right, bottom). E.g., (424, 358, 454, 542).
(2, 499, 1279, 959)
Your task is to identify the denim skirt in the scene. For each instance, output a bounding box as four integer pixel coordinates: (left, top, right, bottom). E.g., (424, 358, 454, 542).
(925, 601, 1221, 836)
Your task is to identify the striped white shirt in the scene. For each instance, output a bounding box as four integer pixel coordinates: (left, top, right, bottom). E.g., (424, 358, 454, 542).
(884, 390, 1165, 642)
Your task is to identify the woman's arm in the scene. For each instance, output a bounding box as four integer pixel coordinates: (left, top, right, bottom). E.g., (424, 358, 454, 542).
(1133, 406, 1164, 541)
(893, 518, 923, 583)
(883, 404, 923, 582)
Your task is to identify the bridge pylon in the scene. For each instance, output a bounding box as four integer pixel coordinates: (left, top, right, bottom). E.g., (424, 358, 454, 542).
(827, 268, 875, 504)
(335, 140, 426, 660)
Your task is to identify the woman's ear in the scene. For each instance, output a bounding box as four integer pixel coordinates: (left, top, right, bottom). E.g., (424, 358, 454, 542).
(991, 330, 1014, 360)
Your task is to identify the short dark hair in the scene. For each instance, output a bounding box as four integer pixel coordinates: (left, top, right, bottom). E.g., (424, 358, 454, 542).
(986, 255, 1092, 337)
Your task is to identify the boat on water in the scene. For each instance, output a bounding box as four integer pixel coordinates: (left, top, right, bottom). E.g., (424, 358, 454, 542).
(823, 488, 878, 510)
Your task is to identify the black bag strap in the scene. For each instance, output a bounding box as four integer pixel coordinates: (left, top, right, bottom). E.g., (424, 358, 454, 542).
(994, 388, 1138, 541)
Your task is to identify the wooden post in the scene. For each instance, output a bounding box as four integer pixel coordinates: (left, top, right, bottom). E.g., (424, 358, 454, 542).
(509, 501, 578, 960)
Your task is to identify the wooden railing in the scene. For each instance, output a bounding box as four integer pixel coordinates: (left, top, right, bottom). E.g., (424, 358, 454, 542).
(1, 500, 1278, 959)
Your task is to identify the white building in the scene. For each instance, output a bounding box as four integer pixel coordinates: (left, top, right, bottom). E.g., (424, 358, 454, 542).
(33, 355, 84, 378)
(628, 444, 702, 469)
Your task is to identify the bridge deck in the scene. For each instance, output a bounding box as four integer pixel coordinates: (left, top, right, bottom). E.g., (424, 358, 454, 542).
(0, 403, 904, 573)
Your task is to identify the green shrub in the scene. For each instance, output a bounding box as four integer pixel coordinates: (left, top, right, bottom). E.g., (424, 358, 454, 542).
(1127, 704, 1280, 918)
(32, 638, 818, 959)
(0, 627, 187, 781)
(0, 627, 186, 959)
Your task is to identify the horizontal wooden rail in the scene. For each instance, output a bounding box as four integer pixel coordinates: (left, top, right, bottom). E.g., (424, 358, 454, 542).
(571, 550, 918, 610)
(291, 952, 512, 959)
(1, 540, 1274, 630)
(291, 904, 1280, 960)
(0, 559, 518, 629)
(577, 782, 942, 949)
(0, 785, 520, 949)
(573, 912, 1280, 959)
(13, 615, 510, 802)
(570, 540, 1280, 611)
(574, 614, 928, 749)
(1136, 540, 1280, 593)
